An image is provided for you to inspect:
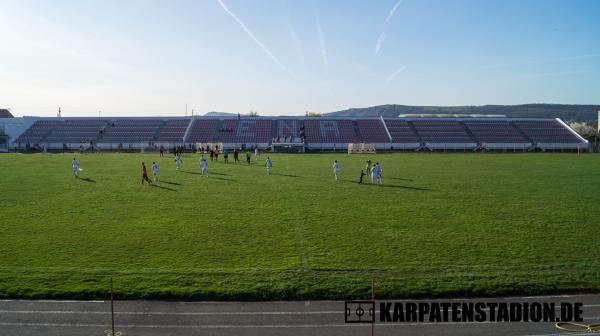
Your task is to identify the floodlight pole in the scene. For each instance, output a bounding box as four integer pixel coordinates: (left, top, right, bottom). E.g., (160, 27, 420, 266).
(110, 277, 115, 336)
(371, 278, 375, 336)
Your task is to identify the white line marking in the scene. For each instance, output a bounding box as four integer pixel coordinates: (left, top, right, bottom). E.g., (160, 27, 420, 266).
(0, 310, 341, 315)
(287, 160, 307, 272)
(2, 304, 599, 316)
(1, 319, 599, 329)
(523, 332, 599, 336)
(0, 294, 597, 304)
(0, 300, 105, 303)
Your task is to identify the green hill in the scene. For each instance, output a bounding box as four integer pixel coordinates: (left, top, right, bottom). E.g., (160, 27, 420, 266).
(327, 104, 600, 122)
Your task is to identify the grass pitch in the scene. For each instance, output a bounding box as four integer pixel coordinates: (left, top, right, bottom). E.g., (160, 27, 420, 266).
(0, 152, 598, 300)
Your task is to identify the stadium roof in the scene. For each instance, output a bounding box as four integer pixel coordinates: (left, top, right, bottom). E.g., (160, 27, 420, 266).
(0, 109, 14, 118)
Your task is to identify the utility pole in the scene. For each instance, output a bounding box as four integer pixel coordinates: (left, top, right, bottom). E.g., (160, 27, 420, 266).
(596, 111, 599, 153)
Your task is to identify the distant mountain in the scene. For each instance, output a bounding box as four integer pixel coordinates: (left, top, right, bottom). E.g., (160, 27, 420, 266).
(326, 104, 600, 123)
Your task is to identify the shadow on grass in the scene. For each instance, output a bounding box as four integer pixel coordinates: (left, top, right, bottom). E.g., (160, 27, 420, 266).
(211, 172, 231, 176)
(150, 184, 176, 191)
(79, 177, 96, 183)
(209, 176, 236, 182)
(161, 180, 182, 186)
(236, 162, 261, 168)
(388, 177, 414, 181)
(183, 171, 202, 175)
(271, 173, 302, 178)
(351, 181, 429, 191)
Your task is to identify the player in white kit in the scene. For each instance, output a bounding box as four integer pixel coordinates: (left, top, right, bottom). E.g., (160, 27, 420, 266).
(199, 155, 208, 176)
(175, 155, 182, 171)
(72, 158, 79, 178)
(333, 160, 340, 181)
(265, 157, 272, 175)
(372, 162, 382, 184)
(152, 162, 159, 181)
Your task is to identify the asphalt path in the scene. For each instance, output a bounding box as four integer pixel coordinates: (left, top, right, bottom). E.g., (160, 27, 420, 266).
(0, 294, 599, 336)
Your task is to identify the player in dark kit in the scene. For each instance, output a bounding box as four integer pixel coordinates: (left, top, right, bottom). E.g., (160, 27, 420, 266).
(358, 170, 366, 184)
(141, 162, 152, 185)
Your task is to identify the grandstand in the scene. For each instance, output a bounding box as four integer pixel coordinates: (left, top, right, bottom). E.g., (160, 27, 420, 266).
(219, 119, 272, 146)
(8, 115, 588, 152)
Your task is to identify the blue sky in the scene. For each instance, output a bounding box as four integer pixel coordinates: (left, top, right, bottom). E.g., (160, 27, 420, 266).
(1, 0, 599, 117)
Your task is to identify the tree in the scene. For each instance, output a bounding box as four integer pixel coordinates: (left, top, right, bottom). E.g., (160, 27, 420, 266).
(569, 122, 597, 139)
(305, 111, 322, 117)
(246, 110, 259, 116)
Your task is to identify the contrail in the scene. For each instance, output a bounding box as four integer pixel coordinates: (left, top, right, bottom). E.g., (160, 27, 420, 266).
(384, 0, 404, 25)
(375, 32, 386, 55)
(375, 0, 404, 55)
(385, 65, 406, 84)
(216, 0, 295, 78)
(315, 14, 328, 74)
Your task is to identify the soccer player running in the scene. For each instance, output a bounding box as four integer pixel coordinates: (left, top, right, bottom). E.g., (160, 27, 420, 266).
(72, 158, 80, 178)
(199, 155, 209, 176)
(358, 170, 366, 184)
(141, 162, 152, 185)
(372, 162, 383, 185)
(333, 160, 340, 181)
(265, 157, 272, 175)
(175, 154, 182, 171)
(223, 149, 229, 164)
(152, 162, 159, 181)
(371, 163, 377, 184)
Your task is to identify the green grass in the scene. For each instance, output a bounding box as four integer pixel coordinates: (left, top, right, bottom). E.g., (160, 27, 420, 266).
(0, 152, 598, 300)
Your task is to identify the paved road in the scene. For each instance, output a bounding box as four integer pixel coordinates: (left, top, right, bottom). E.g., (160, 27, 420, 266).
(0, 294, 598, 336)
